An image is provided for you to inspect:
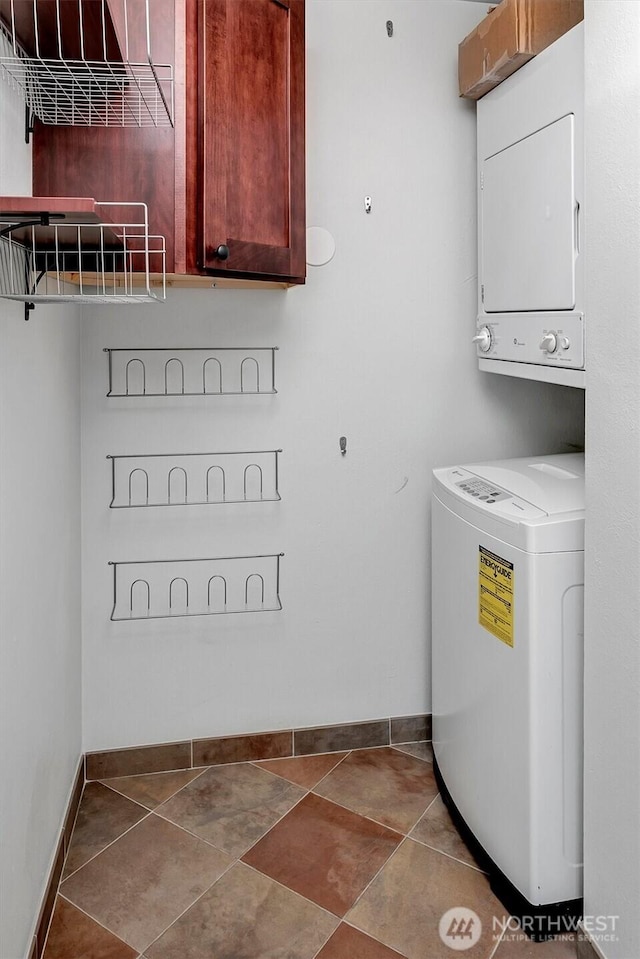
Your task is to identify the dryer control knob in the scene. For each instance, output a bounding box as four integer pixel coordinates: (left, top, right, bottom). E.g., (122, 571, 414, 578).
(472, 327, 492, 352)
(540, 332, 558, 354)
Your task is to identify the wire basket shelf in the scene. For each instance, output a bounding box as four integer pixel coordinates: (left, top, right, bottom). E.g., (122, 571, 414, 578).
(104, 347, 278, 397)
(0, 0, 173, 127)
(0, 199, 166, 307)
(107, 450, 282, 508)
(109, 554, 284, 621)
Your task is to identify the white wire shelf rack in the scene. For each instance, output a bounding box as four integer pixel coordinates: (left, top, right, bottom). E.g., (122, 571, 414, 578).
(109, 554, 284, 621)
(107, 450, 282, 508)
(0, 0, 173, 127)
(0, 197, 166, 313)
(104, 347, 279, 397)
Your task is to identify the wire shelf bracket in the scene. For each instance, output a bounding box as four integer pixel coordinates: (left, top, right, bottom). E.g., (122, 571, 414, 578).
(109, 553, 284, 621)
(0, 0, 174, 128)
(107, 450, 282, 508)
(24, 102, 35, 143)
(104, 347, 278, 397)
(0, 197, 166, 312)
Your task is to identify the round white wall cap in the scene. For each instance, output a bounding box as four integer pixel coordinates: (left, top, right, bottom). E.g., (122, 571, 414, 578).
(306, 226, 336, 267)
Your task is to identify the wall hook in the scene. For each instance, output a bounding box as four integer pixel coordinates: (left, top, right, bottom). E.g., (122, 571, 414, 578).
(340, 436, 347, 456)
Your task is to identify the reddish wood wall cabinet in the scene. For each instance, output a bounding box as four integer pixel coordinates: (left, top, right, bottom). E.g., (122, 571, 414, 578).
(196, 0, 305, 281)
(31, 0, 306, 285)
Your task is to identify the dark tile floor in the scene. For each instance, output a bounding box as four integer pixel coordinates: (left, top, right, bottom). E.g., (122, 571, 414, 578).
(42, 743, 578, 959)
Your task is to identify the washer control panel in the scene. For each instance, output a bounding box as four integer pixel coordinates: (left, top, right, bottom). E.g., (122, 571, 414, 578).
(456, 477, 510, 505)
(441, 468, 547, 522)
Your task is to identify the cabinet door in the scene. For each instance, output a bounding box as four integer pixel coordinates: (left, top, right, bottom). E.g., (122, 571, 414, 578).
(199, 0, 305, 282)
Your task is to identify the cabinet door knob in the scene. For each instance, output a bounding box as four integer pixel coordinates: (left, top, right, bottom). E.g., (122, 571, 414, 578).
(214, 244, 230, 260)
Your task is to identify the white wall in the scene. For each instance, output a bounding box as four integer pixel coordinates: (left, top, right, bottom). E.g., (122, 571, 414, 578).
(80, 0, 585, 752)
(583, 4, 640, 958)
(0, 74, 82, 959)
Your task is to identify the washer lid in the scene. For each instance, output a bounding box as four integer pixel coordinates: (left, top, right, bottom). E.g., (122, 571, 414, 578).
(465, 453, 584, 515)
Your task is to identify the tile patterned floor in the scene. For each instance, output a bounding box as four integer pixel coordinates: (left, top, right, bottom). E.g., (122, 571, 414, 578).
(42, 744, 578, 959)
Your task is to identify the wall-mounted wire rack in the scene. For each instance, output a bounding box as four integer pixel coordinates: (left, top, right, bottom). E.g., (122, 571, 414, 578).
(107, 450, 282, 508)
(0, 0, 173, 128)
(0, 197, 166, 316)
(109, 553, 284, 620)
(104, 347, 278, 397)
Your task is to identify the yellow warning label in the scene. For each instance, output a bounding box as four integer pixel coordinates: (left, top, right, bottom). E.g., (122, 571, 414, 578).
(479, 546, 514, 647)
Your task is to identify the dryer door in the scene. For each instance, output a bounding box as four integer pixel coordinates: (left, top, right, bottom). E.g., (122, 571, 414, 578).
(481, 114, 576, 313)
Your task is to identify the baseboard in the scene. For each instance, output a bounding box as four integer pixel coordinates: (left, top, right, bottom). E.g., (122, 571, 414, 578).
(85, 713, 432, 780)
(29, 758, 84, 959)
(577, 929, 608, 959)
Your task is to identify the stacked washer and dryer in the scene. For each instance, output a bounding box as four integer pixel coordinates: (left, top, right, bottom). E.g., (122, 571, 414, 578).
(432, 24, 586, 937)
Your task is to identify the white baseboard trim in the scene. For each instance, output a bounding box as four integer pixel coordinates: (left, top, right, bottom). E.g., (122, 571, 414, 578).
(577, 926, 608, 959)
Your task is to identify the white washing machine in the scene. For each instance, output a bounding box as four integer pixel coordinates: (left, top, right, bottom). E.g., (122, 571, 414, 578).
(431, 453, 584, 936)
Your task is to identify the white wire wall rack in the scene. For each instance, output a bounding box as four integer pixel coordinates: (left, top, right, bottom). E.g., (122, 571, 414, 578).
(109, 553, 284, 621)
(0, 0, 173, 127)
(0, 197, 166, 316)
(104, 347, 279, 397)
(107, 450, 282, 508)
